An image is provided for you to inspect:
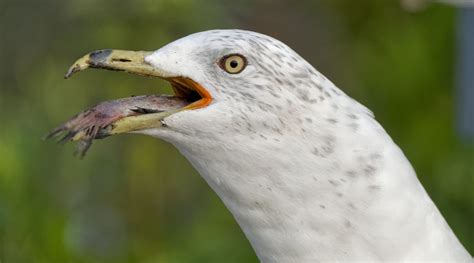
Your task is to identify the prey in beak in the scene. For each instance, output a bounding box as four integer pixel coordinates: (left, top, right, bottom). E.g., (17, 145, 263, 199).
(46, 49, 212, 157)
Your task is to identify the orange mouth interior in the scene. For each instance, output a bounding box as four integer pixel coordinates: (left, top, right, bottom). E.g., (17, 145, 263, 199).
(168, 77, 212, 110)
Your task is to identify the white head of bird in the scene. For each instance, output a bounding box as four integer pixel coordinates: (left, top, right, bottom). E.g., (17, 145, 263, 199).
(55, 30, 472, 262)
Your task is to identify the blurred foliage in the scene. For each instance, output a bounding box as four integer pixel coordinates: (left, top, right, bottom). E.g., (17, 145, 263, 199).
(0, 0, 472, 262)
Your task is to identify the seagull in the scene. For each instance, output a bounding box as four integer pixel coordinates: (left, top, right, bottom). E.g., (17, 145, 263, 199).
(49, 30, 472, 262)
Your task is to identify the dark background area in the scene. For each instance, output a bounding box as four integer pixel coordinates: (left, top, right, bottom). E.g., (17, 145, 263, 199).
(0, 0, 472, 262)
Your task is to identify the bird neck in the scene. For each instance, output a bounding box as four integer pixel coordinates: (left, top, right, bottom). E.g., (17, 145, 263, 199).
(169, 112, 471, 262)
(180, 137, 469, 262)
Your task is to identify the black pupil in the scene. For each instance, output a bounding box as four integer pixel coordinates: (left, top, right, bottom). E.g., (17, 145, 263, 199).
(230, 60, 239, 68)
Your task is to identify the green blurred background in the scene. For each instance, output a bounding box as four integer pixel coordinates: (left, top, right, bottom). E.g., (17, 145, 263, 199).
(0, 0, 472, 262)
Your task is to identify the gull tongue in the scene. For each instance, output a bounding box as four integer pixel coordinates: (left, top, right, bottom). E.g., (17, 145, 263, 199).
(46, 95, 189, 158)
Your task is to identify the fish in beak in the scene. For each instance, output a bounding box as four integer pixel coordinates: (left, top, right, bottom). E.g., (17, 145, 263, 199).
(46, 49, 212, 157)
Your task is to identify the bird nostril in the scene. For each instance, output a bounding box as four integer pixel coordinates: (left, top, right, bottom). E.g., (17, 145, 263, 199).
(112, 58, 132, 62)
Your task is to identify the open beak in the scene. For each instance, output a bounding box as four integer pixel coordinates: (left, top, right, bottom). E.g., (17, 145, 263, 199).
(47, 49, 212, 157)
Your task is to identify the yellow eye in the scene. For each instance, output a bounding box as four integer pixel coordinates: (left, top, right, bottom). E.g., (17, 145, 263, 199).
(220, 54, 247, 74)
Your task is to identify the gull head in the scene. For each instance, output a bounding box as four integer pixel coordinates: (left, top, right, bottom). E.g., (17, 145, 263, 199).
(57, 29, 337, 153)
(149, 31, 300, 136)
(140, 30, 332, 149)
